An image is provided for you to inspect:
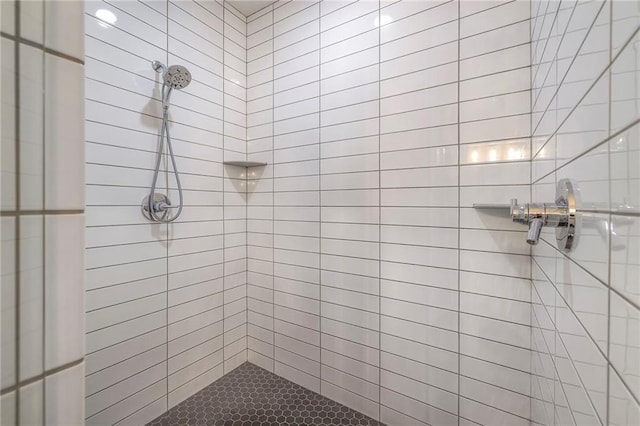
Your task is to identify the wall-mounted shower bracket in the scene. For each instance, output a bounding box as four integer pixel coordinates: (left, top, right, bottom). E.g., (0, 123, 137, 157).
(474, 179, 579, 251)
(152, 60, 166, 74)
(142, 193, 174, 222)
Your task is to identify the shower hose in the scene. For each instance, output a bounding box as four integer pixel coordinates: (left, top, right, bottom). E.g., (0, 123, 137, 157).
(148, 85, 184, 223)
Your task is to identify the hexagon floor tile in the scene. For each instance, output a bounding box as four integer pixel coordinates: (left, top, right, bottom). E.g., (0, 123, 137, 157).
(146, 362, 383, 426)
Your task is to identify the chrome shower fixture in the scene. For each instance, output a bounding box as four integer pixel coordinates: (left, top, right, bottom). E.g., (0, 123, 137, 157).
(473, 179, 580, 251)
(153, 61, 192, 89)
(141, 60, 192, 223)
(152, 60, 192, 109)
(510, 179, 578, 250)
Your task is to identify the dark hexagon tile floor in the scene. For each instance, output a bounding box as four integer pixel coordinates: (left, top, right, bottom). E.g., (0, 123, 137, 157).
(146, 362, 383, 426)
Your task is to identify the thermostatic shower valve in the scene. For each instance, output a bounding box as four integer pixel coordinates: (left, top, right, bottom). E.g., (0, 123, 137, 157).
(509, 179, 578, 251)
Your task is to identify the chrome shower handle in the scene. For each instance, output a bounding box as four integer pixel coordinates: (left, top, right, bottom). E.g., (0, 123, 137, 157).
(526, 219, 544, 245)
(509, 199, 570, 245)
(508, 179, 578, 250)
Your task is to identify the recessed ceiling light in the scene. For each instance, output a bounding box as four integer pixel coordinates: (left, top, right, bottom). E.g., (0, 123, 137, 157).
(96, 9, 117, 26)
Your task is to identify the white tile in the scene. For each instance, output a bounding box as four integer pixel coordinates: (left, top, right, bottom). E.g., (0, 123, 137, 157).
(1, 218, 16, 388)
(382, 83, 457, 116)
(460, 113, 530, 143)
(275, 35, 319, 66)
(609, 366, 640, 426)
(460, 355, 530, 396)
(322, 29, 378, 63)
(275, 361, 320, 393)
(459, 0, 505, 18)
(609, 292, 639, 403)
(461, 250, 530, 279)
(44, 54, 84, 210)
(1, 0, 15, 36)
(381, 104, 457, 134)
(381, 61, 457, 98)
(460, 1, 530, 38)
(461, 68, 530, 101)
(460, 44, 530, 80)
(322, 64, 378, 95)
(381, 21, 457, 62)
(381, 145, 457, 169)
(460, 395, 529, 426)
(460, 91, 530, 122)
(19, 215, 43, 381)
(380, 404, 429, 426)
(460, 161, 530, 186)
(45, 363, 85, 425)
(381, 40, 457, 80)
(19, 44, 44, 211)
(460, 271, 530, 302)
(321, 10, 378, 48)
(610, 215, 640, 306)
(460, 20, 530, 59)
(460, 333, 530, 373)
(321, 46, 378, 78)
(461, 292, 530, 325)
(20, 0, 43, 44)
(380, 385, 457, 425)
(321, 0, 377, 32)
(19, 379, 43, 425)
(381, 0, 457, 43)
(275, 1, 319, 36)
(321, 378, 379, 420)
(1, 391, 16, 425)
(612, 0, 640, 56)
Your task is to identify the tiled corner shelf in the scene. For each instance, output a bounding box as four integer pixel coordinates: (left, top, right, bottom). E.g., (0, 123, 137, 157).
(223, 161, 267, 167)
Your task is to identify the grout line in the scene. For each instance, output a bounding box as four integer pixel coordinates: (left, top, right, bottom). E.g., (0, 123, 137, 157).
(606, 1, 613, 421)
(528, 1, 534, 421)
(14, 0, 21, 419)
(222, 0, 227, 377)
(0, 358, 86, 397)
(457, 2, 462, 422)
(0, 31, 84, 64)
(377, 0, 382, 419)
(268, 3, 275, 375)
(0, 209, 84, 216)
(316, 0, 323, 395)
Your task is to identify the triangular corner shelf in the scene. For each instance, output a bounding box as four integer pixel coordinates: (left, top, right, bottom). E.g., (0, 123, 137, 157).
(223, 161, 267, 167)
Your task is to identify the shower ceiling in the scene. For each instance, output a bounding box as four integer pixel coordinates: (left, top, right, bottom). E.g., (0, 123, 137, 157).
(227, 0, 274, 16)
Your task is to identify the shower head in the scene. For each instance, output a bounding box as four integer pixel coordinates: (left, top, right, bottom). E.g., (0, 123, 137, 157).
(163, 64, 191, 89)
(152, 60, 192, 90)
(152, 60, 192, 109)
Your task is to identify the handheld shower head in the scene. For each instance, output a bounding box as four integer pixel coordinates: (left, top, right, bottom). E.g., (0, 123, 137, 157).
(164, 65, 191, 89)
(152, 61, 192, 109)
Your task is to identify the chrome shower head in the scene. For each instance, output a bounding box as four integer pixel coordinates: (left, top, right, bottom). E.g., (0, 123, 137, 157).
(152, 61, 192, 89)
(163, 64, 191, 89)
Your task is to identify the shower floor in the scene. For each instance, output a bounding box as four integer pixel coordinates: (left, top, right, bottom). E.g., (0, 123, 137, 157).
(146, 362, 382, 426)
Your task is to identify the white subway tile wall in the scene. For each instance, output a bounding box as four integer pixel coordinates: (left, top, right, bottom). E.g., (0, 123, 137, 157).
(84, 0, 246, 424)
(72, 0, 640, 425)
(245, 0, 534, 424)
(531, 0, 640, 425)
(1, 0, 86, 424)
